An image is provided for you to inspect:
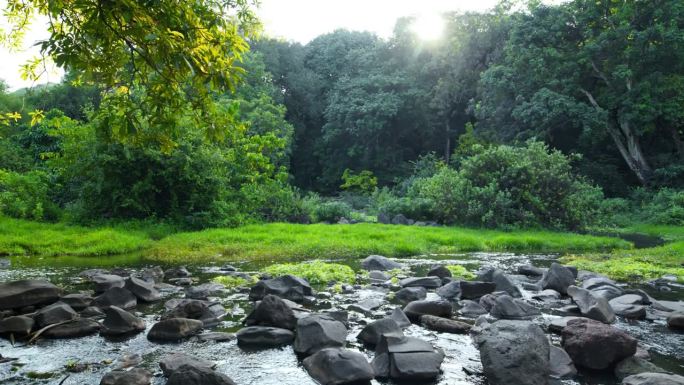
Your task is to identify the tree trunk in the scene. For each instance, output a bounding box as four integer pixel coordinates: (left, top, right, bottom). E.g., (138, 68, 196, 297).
(445, 120, 451, 164)
(669, 125, 684, 159)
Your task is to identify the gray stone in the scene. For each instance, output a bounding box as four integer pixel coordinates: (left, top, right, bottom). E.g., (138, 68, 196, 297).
(390, 350, 445, 381)
(249, 275, 313, 303)
(100, 368, 152, 385)
(91, 274, 125, 293)
(492, 270, 522, 297)
(60, 294, 93, 310)
(400, 276, 442, 289)
(540, 263, 575, 295)
(561, 318, 637, 370)
(0, 280, 62, 310)
(615, 356, 667, 381)
(369, 270, 391, 283)
(236, 326, 295, 347)
(436, 281, 461, 299)
(160, 353, 215, 377)
(303, 348, 374, 385)
(162, 299, 224, 327)
(548, 316, 584, 334)
(34, 302, 78, 327)
(293, 314, 347, 356)
(357, 318, 403, 347)
(244, 294, 297, 330)
(185, 283, 224, 299)
(403, 300, 452, 323)
(622, 373, 684, 385)
(43, 318, 100, 338)
(666, 311, 684, 329)
(390, 307, 411, 328)
(125, 277, 161, 302)
(549, 345, 577, 379)
(140, 266, 164, 283)
(101, 306, 146, 336)
(195, 332, 235, 342)
(93, 287, 137, 310)
(166, 364, 236, 385)
(361, 255, 402, 271)
(489, 295, 541, 320)
(0, 315, 34, 335)
(460, 281, 497, 299)
(391, 214, 409, 225)
(147, 318, 203, 342)
(428, 265, 452, 279)
(420, 314, 471, 334)
(395, 287, 427, 304)
(518, 265, 546, 276)
(567, 285, 615, 323)
(459, 300, 488, 317)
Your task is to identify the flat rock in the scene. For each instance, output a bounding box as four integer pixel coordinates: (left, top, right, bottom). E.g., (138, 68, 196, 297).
(303, 348, 374, 385)
(390, 307, 411, 328)
(293, 314, 347, 356)
(459, 300, 488, 317)
(43, 318, 100, 339)
(249, 275, 313, 303)
(420, 314, 471, 334)
(615, 356, 667, 381)
(236, 326, 295, 347)
(400, 276, 442, 289)
(160, 353, 215, 376)
(357, 318, 403, 347)
(622, 373, 684, 385)
(361, 255, 402, 271)
(0, 280, 62, 310)
(403, 300, 452, 323)
(166, 364, 236, 385)
(395, 287, 427, 304)
(195, 332, 236, 342)
(34, 302, 78, 327)
(548, 316, 584, 334)
(93, 287, 137, 310)
(91, 274, 125, 293)
(147, 318, 203, 342)
(550, 345, 577, 379)
(489, 295, 541, 320)
(60, 294, 93, 310)
(460, 281, 497, 299)
(100, 368, 152, 385)
(185, 283, 224, 299)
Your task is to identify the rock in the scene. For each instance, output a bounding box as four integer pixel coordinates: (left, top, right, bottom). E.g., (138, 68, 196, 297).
(489, 295, 541, 320)
(81, 306, 106, 318)
(91, 274, 125, 293)
(460, 281, 497, 299)
(622, 373, 684, 385)
(550, 345, 577, 379)
(420, 315, 471, 334)
(60, 294, 93, 310)
(244, 294, 297, 330)
(491, 270, 522, 297)
(666, 311, 684, 329)
(185, 283, 224, 299)
(34, 302, 78, 327)
(101, 306, 146, 336)
(293, 314, 347, 356)
(612, 294, 646, 305)
(459, 300, 488, 317)
(162, 299, 224, 327)
(540, 263, 575, 295)
(166, 364, 236, 385)
(0, 280, 62, 310)
(169, 277, 193, 286)
(391, 214, 409, 225)
(479, 292, 508, 311)
(532, 289, 561, 301)
(100, 368, 152, 385)
(615, 356, 667, 380)
(348, 298, 384, 315)
(612, 303, 647, 319)
(518, 265, 546, 276)
(378, 213, 391, 224)
(561, 318, 637, 370)
(369, 270, 390, 283)
(567, 285, 615, 323)
(582, 277, 624, 300)
(93, 287, 137, 310)
(428, 265, 452, 279)
(400, 276, 442, 289)
(140, 266, 164, 283)
(0, 315, 34, 335)
(165, 267, 191, 279)
(390, 307, 411, 328)
(655, 300, 684, 313)
(548, 316, 584, 334)
(395, 287, 427, 304)
(249, 275, 313, 303)
(374, 334, 444, 381)
(125, 277, 161, 302)
(236, 326, 295, 347)
(473, 320, 550, 385)
(147, 318, 203, 342)
(357, 318, 403, 347)
(195, 332, 235, 342)
(436, 281, 461, 300)
(403, 300, 452, 323)
(43, 318, 100, 338)
(361, 255, 402, 271)
(160, 354, 215, 377)
(303, 348, 374, 385)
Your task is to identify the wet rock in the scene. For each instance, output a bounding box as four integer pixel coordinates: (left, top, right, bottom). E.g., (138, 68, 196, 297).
(374, 334, 444, 381)
(567, 285, 615, 323)
(147, 318, 203, 342)
(473, 320, 550, 385)
(656, 300, 684, 313)
(43, 318, 100, 338)
(621, 373, 684, 385)
(612, 303, 647, 319)
(548, 316, 584, 334)
(479, 291, 509, 312)
(80, 306, 106, 318)
(540, 263, 575, 295)
(160, 353, 215, 376)
(0, 315, 34, 335)
(427, 265, 452, 279)
(369, 270, 390, 283)
(100, 368, 152, 385)
(185, 283, 224, 300)
(0, 279, 62, 310)
(390, 307, 411, 328)
(244, 294, 297, 330)
(395, 287, 427, 304)
(34, 302, 78, 327)
(489, 295, 541, 320)
(615, 356, 667, 380)
(460, 281, 497, 300)
(518, 265, 546, 277)
(249, 275, 313, 303)
(403, 300, 452, 323)
(60, 294, 93, 310)
(294, 314, 347, 356)
(91, 274, 125, 293)
(195, 332, 235, 342)
(532, 289, 561, 301)
(550, 345, 577, 379)
(561, 318, 637, 370)
(303, 348, 374, 385)
(101, 306, 146, 336)
(357, 318, 403, 347)
(491, 270, 522, 298)
(166, 364, 236, 385)
(361, 255, 401, 271)
(582, 277, 624, 301)
(236, 326, 295, 347)
(348, 298, 384, 315)
(666, 311, 684, 329)
(140, 266, 164, 283)
(400, 276, 442, 289)
(93, 287, 137, 310)
(125, 277, 161, 302)
(459, 300, 488, 317)
(436, 281, 461, 300)
(612, 294, 646, 305)
(420, 315, 471, 334)
(163, 299, 224, 327)
(165, 267, 191, 279)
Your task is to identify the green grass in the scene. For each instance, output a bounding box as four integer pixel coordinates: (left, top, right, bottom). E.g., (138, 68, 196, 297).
(0, 216, 151, 257)
(146, 223, 630, 263)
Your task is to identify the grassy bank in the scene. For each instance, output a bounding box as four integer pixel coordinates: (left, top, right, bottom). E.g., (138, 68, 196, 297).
(563, 225, 684, 283)
(146, 223, 630, 263)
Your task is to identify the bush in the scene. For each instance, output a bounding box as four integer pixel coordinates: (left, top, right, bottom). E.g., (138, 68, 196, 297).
(263, 260, 355, 285)
(0, 169, 58, 220)
(415, 141, 603, 230)
(340, 169, 377, 194)
(376, 195, 433, 221)
(629, 188, 684, 225)
(310, 200, 352, 223)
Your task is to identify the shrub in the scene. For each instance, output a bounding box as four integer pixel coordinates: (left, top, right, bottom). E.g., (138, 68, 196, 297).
(340, 169, 377, 194)
(263, 260, 355, 285)
(376, 195, 433, 221)
(0, 169, 58, 220)
(446, 265, 476, 280)
(631, 188, 684, 226)
(309, 200, 352, 223)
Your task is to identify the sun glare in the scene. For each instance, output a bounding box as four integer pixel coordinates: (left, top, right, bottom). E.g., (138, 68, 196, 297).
(411, 13, 445, 41)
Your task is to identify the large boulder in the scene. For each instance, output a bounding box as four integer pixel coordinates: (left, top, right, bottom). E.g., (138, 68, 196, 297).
(395, 287, 427, 305)
(390, 307, 412, 328)
(436, 281, 461, 300)
(249, 275, 313, 303)
(159, 354, 215, 377)
(293, 314, 347, 356)
(147, 318, 203, 342)
(582, 277, 624, 301)
(244, 294, 297, 330)
(615, 356, 667, 380)
(162, 299, 224, 327)
(473, 320, 549, 385)
(91, 274, 125, 293)
(303, 348, 374, 385)
(561, 318, 637, 370)
(101, 306, 146, 336)
(420, 315, 471, 334)
(93, 287, 137, 310)
(185, 283, 224, 300)
(166, 364, 236, 385)
(567, 285, 615, 323)
(125, 277, 161, 302)
(43, 318, 100, 338)
(100, 368, 152, 385)
(666, 311, 684, 329)
(491, 270, 522, 298)
(539, 263, 575, 295)
(403, 300, 452, 323)
(236, 326, 295, 347)
(34, 302, 78, 327)
(549, 345, 577, 379)
(459, 300, 488, 317)
(0, 315, 34, 335)
(489, 295, 541, 320)
(373, 335, 444, 381)
(357, 318, 403, 347)
(460, 281, 497, 299)
(0, 280, 62, 310)
(60, 294, 93, 310)
(427, 265, 452, 279)
(399, 276, 442, 289)
(361, 255, 401, 271)
(622, 373, 684, 385)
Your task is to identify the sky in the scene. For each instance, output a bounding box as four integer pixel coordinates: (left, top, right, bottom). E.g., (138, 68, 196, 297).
(0, 0, 501, 90)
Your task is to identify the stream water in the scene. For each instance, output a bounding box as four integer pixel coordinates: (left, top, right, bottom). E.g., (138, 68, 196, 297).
(0, 251, 682, 385)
